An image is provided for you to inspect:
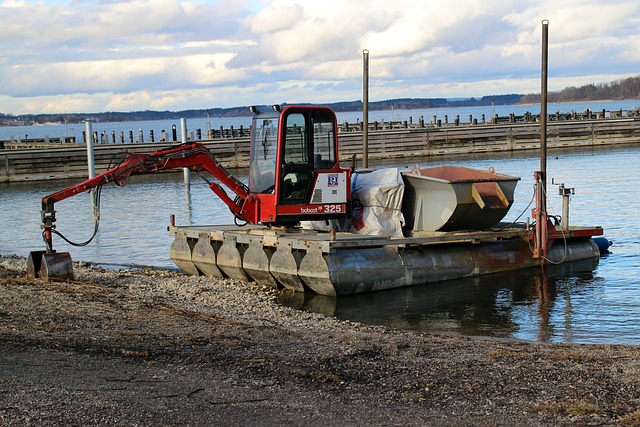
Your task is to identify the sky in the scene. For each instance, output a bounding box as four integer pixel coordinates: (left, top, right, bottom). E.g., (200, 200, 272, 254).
(1, 0, 639, 115)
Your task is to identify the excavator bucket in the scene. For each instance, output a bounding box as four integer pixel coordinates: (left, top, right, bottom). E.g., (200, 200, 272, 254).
(26, 250, 75, 281)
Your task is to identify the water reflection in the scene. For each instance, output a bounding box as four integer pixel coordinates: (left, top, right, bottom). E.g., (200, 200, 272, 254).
(184, 183, 193, 225)
(280, 258, 600, 343)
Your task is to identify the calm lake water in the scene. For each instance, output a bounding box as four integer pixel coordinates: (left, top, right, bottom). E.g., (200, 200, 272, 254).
(1, 108, 640, 345)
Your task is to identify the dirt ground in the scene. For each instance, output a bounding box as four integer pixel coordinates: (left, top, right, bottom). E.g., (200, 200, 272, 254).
(1, 254, 640, 426)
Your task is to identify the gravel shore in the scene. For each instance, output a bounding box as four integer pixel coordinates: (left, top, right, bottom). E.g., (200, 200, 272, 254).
(1, 254, 639, 426)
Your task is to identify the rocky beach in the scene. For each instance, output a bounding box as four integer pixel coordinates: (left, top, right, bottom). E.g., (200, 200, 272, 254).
(1, 254, 639, 426)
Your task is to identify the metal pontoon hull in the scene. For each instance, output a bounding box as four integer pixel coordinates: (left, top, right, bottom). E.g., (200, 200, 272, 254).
(168, 225, 601, 296)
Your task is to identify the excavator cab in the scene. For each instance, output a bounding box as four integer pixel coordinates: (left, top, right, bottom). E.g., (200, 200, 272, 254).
(249, 105, 351, 225)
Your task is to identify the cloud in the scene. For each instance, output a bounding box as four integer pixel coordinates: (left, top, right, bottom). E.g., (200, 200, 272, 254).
(1, 0, 639, 114)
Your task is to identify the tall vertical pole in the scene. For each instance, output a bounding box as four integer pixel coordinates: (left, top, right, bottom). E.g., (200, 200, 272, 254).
(180, 118, 191, 188)
(85, 121, 95, 179)
(536, 19, 550, 260)
(362, 49, 369, 169)
(540, 20, 549, 213)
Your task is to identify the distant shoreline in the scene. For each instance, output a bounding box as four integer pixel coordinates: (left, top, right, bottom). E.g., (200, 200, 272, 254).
(2, 98, 640, 131)
(3, 75, 639, 124)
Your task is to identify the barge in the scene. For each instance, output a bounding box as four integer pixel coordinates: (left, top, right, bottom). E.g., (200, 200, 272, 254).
(27, 105, 607, 295)
(167, 163, 604, 297)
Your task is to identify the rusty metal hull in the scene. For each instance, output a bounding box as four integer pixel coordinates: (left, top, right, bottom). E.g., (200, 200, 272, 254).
(168, 225, 601, 296)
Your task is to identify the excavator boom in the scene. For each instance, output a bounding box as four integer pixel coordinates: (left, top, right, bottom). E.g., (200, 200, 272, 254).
(29, 142, 256, 281)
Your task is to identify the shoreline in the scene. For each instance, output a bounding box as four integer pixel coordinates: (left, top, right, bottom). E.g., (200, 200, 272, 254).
(2, 254, 639, 425)
(3, 98, 640, 127)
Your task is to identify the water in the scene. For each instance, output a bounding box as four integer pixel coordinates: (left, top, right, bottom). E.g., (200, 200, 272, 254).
(1, 172, 241, 269)
(281, 259, 607, 343)
(3, 100, 640, 141)
(324, 145, 640, 345)
(2, 105, 640, 344)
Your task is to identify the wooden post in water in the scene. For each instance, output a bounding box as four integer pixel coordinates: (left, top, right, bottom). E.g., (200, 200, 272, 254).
(362, 49, 369, 169)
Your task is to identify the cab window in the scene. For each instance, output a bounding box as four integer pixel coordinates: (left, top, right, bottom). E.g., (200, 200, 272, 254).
(281, 112, 311, 202)
(249, 115, 278, 193)
(312, 109, 336, 168)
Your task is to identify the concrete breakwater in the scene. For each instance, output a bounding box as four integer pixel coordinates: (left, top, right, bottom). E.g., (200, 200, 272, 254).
(2, 112, 640, 183)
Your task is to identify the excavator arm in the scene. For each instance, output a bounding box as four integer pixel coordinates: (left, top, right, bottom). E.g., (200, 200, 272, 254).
(29, 142, 258, 281)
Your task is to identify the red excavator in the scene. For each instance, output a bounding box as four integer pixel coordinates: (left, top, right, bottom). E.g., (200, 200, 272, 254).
(27, 105, 352, 280)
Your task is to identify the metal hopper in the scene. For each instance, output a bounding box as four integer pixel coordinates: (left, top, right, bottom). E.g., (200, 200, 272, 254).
(401, 166, 520, 233)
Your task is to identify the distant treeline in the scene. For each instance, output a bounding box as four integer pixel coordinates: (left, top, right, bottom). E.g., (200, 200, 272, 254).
(2, 76, 639, 125)
(521, 76, 640, 103)
(0, 95, 522, 125)
(325, 94, 523, 112)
